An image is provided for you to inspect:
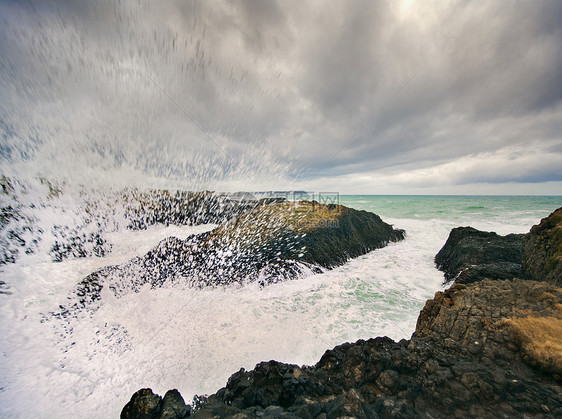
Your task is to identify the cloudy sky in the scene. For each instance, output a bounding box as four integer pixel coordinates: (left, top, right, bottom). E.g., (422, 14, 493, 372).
(1, 0, 561, 194)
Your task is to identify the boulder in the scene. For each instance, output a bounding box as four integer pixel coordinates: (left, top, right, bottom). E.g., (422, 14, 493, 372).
(59, 202, 404, 315)
(205, 201, 404, 269)
(121, 389, 190, 419)
(120, 388, 162, 419)
(435, 226, 524, 284)
(522, 207, 562, 285)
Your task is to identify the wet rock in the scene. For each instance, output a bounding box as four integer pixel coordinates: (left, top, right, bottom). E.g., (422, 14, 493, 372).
(435, 226, 524, 284)
(124, 190, 285, 230)
(522, 207, 562, 285)
(0, 180, 282, 269)
(49, 228, 111, 262)
(121, 388, 163, 419)
(161, 390, 191, 419)
(61, 202, 404, 314)
(121, 388, 190, 419)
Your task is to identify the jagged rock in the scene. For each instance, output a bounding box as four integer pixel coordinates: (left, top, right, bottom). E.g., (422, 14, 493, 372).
(0, 178, 283, 269)
(123, 278, 562, 418)
(121, 388, 163, 419)
(435, 226, 524, 284)
(49, 192, 282, 263)
(161, 390, 191, 419)
(205, 201, 404, 269)
(121, 388, 190, 419)
(522, 207, 562, 285)
(61, 202, 404, 314)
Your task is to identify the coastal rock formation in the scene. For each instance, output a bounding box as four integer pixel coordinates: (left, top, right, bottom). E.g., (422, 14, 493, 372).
(122, 278, 562, 419)
(434, 226, 524, 284)
(60, 202, 404, 315)
(122, 208, 562, 419)
(523, 207, 562, 286)
(48, 191, 282, 264)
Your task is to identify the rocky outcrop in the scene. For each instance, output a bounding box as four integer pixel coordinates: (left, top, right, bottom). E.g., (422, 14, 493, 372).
(58, 202, 404, 316)
(523, 207, 562, 286)
(121, 389, 190, 419)
(122, 209, 562, 419)
(122, 278, 562, 418)
(434, 207, 562, 287)
(48, 192, 281, 263)
(435, 226, 524, 284)
(205, 201, 404, 269)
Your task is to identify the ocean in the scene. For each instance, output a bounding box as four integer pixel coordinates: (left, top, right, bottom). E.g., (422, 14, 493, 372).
(1, 190, 561, 418)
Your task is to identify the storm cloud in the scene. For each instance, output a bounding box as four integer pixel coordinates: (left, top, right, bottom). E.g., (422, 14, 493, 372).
(1, 0, 561, 193)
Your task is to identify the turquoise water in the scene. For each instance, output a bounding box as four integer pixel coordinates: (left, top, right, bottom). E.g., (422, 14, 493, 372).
(340, 195, 562, 232)
(340, 195, 562, 218)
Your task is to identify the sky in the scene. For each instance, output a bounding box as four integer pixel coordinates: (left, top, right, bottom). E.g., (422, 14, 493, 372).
(0, 0, 561, 194)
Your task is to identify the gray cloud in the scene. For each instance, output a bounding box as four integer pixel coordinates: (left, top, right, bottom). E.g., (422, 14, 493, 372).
(0, 0, 561, 193)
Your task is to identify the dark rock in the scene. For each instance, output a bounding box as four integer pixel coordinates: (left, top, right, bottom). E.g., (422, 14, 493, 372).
(122, 281, 562, 417)
(179, 279, 561, 417)
(121, 388, 163, 419)
(200, 201, 404, 271)
(49, 228, 111, 262)
(435, 226, 524, 284)
(161, 390, 191, 419)
(0, 181, 283, 269)
(121, 388, 190, 419)
(60, 202, 404, 315)
(522, 207, 562, 285)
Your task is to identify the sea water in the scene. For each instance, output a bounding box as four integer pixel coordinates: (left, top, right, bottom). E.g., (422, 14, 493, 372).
(0, 193, 561, 418)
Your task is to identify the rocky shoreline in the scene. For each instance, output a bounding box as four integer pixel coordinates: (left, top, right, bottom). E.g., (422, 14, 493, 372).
(122, 208, 562, 418)
(434, 226, 524, 285)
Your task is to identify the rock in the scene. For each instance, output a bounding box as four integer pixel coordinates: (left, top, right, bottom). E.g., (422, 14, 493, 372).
(205, 201, 404, 270)
(49, 228, 111, 262)
(161, 390, 191, 419)
(60, 202, 404, 315)
(121, 388, 190, 419)
(522, 207, 562, 285)
(121, 388, 163, 419)
(0, 179, 282, 269)
(188, 278, 562, 418)
(435, 226, 524, 284)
